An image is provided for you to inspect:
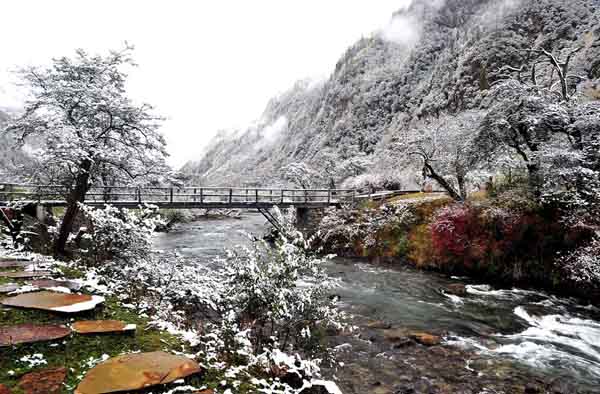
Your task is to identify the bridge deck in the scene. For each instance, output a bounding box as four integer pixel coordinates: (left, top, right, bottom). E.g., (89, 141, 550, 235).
(0, 184, 359, 209)
(0, 183, 435, 209)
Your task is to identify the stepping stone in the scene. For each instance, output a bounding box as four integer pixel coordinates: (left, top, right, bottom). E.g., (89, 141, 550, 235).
(29, 279, 82, 291)
(72, 320, 136, 334)
(1, 291, 104, 313)
(75, 351, 201, 394)
(0, 260, 31, 269)
(0, 284, 19, 293)
(0, 323, 71, 346)
(19, 367, 67, 394)
(0, 271, 54, 279)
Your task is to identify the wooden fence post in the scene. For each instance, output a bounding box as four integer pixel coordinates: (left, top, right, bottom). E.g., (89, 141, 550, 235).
(169, 188, 174, 203)
(200, 188, 203, 204)
(328, 189, 331, 204)
(281, 189, 284, 203)
(255, 189, 259, 203)
(229, 188, 233, 203)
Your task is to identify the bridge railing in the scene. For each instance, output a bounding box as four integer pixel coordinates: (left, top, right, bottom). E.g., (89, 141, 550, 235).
(0, 183, 359, 206)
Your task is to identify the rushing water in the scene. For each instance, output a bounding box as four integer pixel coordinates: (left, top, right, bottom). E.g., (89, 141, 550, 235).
(153, 213, 600, 392)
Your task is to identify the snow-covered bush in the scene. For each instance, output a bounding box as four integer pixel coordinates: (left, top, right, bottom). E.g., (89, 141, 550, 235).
(79, 204, 164, 265)
(556, 235, 600, 286)
(318, 203, 415, 256)
(342, 172, 407, 192)
(196, 223, 347, 391)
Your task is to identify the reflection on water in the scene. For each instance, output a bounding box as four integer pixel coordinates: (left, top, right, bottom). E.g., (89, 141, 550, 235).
(153, 212, 600, 388)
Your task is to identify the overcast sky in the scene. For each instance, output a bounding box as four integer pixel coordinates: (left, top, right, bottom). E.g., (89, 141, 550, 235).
(0, 1, 409, 167)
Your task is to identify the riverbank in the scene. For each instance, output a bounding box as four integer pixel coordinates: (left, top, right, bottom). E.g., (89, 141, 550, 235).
(315, 192, 600, 305)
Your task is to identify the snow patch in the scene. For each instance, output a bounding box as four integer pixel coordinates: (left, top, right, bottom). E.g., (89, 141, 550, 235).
(51, 295, 105, 313)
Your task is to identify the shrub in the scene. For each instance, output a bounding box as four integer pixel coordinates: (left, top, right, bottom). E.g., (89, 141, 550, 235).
(79, 204, 164, 265)
(197, 219, 348, 391)
(556, 235, 600, 287)
(318, 204, 415, 257)
(407, 223, 436, 269)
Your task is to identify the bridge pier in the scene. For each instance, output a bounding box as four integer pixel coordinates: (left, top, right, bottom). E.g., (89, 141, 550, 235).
(36, 204, 48, 223)
(296, 206, 328, 236)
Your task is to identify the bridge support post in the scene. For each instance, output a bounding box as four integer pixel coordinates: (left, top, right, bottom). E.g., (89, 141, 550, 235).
(295, 207, 326, 237)
(35, 204, 47, 223)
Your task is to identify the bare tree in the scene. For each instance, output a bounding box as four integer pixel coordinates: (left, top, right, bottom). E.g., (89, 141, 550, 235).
(398, 111, 483, 201)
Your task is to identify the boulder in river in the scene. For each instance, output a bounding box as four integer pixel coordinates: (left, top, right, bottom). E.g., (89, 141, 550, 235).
(366, 320, 392, 329)
(409, 332, 442, 346)
(445, 283, 467, 296)
(382, 328, 409, 342)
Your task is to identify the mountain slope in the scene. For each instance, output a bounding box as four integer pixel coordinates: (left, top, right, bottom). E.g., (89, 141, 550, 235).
(183, 0, 600, 188)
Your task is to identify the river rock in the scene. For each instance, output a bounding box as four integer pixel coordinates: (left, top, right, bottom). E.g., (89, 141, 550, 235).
(366, 320, 392, 329)
(445, 283, 467, 296)
(409, 332, 441, 346)
(382, 328, 409, 342)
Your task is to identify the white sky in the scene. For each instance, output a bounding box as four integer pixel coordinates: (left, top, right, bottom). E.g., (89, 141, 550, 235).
(0, 1, 410, 167)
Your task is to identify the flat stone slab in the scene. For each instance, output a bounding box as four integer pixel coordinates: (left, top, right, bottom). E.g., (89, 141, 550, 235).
(0, 271, 54, 279)
(72, 320, 136, 334)
(75, 351, 201, 394)
(19, 367, 67, 394)
(0, 260, 32, 269)
(29, 279, 82, 291)
(0, 284, 20, 293)
(0, 323, 71, 346)
(1, 291, 104, 313)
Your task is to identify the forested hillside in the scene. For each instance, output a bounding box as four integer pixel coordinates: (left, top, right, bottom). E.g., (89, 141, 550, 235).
(183, 0, 600, 190)
(0, 109, 29, 181)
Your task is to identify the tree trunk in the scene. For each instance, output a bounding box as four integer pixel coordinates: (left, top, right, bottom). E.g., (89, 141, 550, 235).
(526, 162, 542, 200)
(424, 162, 463, 201)
(457, 173, 467, 200)
(54, 161, 91, 257)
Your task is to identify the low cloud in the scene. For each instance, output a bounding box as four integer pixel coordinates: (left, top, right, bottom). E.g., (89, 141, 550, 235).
(261, 116, 287, 143)
(380, 12, 421, 47)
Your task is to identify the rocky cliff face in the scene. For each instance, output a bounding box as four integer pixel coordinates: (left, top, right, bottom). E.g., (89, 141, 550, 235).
(182, 0, 600, 187)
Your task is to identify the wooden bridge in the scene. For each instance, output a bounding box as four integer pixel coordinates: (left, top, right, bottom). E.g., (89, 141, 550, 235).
(0, 183, 436, 210)
(0, 183, 441, 233)
(0, 183, 369, 209)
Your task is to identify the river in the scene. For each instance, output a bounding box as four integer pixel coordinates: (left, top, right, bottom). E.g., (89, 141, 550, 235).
(154, 213, 600, 394)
